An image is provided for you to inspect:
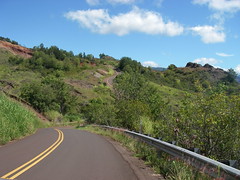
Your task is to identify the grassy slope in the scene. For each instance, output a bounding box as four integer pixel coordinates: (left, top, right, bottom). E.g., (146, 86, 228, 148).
(0, 93, 43, 144)
(0, 49, 12, 78)
(0, 46, 191, 115)
(150, 82, 189, 107)
(0, 47, 115, 103)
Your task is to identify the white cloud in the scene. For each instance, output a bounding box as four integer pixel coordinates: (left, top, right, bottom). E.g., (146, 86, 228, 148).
(107, 0, 136, 4)
(193, 0, 240, 13)
(86, 0, 100, 6)
(190, 25, 225, 43)
(65, 7, 184, 36)
(193, 57, 221, 65)
(235, 65, 240, 74)
(142, 61, 159, 67)
(86, 0, 136, 5)
(216, 52, 234, 57)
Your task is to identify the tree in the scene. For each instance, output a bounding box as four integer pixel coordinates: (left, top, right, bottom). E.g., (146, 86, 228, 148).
(20, 81, 55, 112)
(99, 53, 106, 59)
(116, 100, 150, 130)
(168, 64, 177, 70)
(83, 98, 116, 125)
(176, 92, 240, 159)
(20, 77, 77, 115)
(224, 68, 237, 83)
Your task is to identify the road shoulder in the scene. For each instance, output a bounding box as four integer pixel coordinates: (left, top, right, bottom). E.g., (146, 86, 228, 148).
(102, 135, 164, 180)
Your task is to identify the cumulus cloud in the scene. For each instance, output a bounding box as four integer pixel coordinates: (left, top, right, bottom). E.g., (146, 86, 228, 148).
(193, 57, 221, 65)
(64, 7, 184, 36)
(190, 25, 225, 43)
(142, 61, 159, 67)
(216, 52, 234, 57)
(193, 0, 240, 13)
(235, 65, 240, 74)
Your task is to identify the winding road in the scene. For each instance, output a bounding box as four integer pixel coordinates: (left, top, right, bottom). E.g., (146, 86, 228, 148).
(0, 128, 153, 180)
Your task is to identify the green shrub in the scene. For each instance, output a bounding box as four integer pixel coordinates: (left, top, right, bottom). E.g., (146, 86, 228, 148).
(44, 110, 62, 122)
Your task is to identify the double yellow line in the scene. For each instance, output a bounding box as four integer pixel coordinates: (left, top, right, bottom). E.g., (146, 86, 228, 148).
(1, 129, 64, 180)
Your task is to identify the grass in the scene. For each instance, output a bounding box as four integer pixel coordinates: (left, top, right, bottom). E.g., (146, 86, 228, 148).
(78, 125, 211, 180)
(0, 93, 44, 144)
(150, 82, 189, 108)
(0, 48, 12, 64)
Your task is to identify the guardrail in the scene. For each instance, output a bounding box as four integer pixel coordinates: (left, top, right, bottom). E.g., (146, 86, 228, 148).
(101, 125, 240, 180)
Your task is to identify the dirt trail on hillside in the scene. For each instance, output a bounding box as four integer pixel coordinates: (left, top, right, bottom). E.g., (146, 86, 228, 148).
(103, 71, 121, 88)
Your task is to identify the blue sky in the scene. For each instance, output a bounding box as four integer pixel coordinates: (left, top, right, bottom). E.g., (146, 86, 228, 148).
(0, 0, 240, 73)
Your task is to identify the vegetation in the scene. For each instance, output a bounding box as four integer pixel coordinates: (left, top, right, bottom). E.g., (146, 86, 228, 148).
(79, 125, 211, 180)
(84, 57, 240, 161)
(0, 93, 43, 144)
(1, 37, 240, 176)
(0, 36, 19, 45)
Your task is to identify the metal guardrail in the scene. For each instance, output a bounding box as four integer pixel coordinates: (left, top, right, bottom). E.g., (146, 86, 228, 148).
(101, 125, 240, 180)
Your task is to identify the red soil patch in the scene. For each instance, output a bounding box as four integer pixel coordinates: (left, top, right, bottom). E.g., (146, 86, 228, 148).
(0, 40, 33, 58)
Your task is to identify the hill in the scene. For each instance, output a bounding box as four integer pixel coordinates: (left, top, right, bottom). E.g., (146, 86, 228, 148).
(0, 39, 118, 122)
(147, 62, 239, 93)
(1, 38, 240, 161)
(0, 40, 32, 58)
(151, 67, 167, 71)
(237, 75, 240, 83)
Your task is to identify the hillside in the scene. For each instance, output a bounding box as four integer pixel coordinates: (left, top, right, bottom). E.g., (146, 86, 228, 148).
(148, 62, 240, 93)
(0, 39, 118, 122)
(237, 75, 240, 83)
(0, 38, 240, 161)
(0, 40, 32, 58)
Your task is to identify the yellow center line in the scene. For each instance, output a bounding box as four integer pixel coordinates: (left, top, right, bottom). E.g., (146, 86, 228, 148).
(1, 129, 64, 180)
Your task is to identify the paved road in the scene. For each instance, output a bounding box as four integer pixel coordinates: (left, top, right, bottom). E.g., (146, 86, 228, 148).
(0, 128, 138, 180)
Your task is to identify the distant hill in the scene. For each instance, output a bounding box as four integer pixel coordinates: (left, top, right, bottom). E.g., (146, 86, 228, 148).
(237, 75, 240, 83)
(152, 67, 167, 71)
(147, 62, 239, 93)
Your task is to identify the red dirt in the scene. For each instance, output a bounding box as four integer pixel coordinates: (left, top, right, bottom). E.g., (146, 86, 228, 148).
(0, 40, 33, 58)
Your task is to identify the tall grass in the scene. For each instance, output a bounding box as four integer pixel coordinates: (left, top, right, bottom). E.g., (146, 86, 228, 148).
(0, 93, 43, 144)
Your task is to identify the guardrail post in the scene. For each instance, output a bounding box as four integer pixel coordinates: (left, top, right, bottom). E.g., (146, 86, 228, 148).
(187, 147, 200, 154)
(219, 160, 238, 169)
(167, 141, 176, 145)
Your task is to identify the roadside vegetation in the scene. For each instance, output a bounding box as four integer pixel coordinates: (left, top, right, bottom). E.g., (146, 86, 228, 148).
(84, 57, 240, 161)
(0, 93, 44, 144)
(79, 125, 211, 180)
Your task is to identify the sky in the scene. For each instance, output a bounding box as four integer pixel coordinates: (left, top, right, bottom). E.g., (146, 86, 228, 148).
(0, 0, 240, 73)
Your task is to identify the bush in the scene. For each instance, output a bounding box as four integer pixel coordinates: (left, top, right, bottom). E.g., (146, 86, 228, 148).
(44, 110, 62, 122)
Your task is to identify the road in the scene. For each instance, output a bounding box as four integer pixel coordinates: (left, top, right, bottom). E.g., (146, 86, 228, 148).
(0, 128, 139, 180)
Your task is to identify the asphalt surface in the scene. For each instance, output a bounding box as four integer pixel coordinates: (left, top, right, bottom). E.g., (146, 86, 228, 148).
(0, 128, 138, 180)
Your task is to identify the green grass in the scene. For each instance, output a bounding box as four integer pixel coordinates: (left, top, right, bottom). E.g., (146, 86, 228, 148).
(78, 125, 211, 180)
(0, 48, 12, 64)
(150, 82, 189, 108)
(0, 93, 44, 144)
